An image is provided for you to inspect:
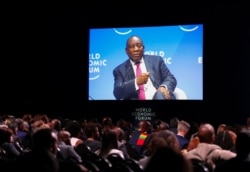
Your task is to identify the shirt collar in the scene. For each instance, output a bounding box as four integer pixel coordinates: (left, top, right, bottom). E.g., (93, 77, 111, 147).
(130, 57, 144, 65)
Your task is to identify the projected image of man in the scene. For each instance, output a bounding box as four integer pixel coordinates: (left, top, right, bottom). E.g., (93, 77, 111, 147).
(113, 35, 177, 100)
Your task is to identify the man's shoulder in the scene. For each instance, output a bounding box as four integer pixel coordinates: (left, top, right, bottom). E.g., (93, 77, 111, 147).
(114, 60, 130, 70)
(143, 54, 162, 59)
(143, 55, 163, 63)
(185, 143, 221, 155)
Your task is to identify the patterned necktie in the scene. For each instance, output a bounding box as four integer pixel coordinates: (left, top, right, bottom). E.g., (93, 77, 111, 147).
(136, 62, 146, 100)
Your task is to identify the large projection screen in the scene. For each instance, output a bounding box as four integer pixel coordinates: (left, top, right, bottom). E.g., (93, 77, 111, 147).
(89, 24, 203, 100)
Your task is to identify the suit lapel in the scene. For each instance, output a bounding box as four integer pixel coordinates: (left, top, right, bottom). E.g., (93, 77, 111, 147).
(143, 55, 154, 75)
(124, 60, 135, 80)
(143, 55, 157, 87)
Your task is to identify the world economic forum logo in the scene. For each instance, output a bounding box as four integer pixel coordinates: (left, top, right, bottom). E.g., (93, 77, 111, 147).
(89, 53, 107, 80)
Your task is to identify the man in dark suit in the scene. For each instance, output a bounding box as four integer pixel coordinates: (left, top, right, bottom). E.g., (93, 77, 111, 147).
(113, 35, 177, 100)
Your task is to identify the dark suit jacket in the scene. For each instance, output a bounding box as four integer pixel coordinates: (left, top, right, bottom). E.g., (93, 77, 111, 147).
(57, 143, 82, 163)
(113, 55, 177, 100)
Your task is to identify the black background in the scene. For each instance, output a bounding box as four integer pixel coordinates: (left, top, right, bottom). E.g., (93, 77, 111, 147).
(1, 3, 249, 126)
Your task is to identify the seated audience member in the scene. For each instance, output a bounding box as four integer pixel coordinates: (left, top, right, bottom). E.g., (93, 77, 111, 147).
(176, 120, 190, 150)
(116, 119, 144, 160)
(140, 129, 181, 168)
(169, 117, 179, 134)
(214, 130, 236, 152)
(215, 127, 250, 172)
(49, 118, 62, 135)
(185, 123, 236, 170)
(17, 127, 88, 172)
(57, 129, 71, 145)
(63, 121, 94, 162)
(96, 128, 125, 160)
(143, 119, 169, 155)
(64, 120, 84, 148)
(102, 116, 115, 133)
(54, 131, 83, 164)
(84, 123, 102, 153)
(116, 119, 133, 142)
(15, 118, 30, 148)
(17, 128, 60, 172)
(138, 135, 169, 170)
(128, 120, 152, 155)
(156, 130, 180, 152)
(96, 129, 125, 159)
(144, 146, 193, 172)
(113, 126, 130, 159)
(22, 113, 32, 126)
(0, 126, 22, 160)
(78, 118, 88, 141)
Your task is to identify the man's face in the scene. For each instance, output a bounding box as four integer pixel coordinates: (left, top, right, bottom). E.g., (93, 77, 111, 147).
(125, 36, 144, 63)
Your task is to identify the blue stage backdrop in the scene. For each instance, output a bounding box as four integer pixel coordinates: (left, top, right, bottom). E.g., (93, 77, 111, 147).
(89, 24, 203, 100)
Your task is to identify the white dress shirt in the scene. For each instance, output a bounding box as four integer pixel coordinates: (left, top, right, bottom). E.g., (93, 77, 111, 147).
(131, 58, 156, 100)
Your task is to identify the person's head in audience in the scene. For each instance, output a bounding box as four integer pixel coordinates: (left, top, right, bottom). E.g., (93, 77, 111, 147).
(146, 136, 168, 155)
(16, 118, 29, 133)
(152, 119, 169, 132)
(116, 118, 127, 128)
(102, 116, 114, 132)
(169, 117, 179, 134)
(79, 118, 88, 129)
(31, 128, 57, 154)
(98, 128, 125, 160)
(49, 118, 62, 133)
(159, 121, 169, 130)
(217, 123, 227, 134)
(177, 120, 190, 137)
(144, 146, 193, 172)
(137, 120, 144, 131)
(198, 123, 216, 143)
(152, 119, 162, 132)
(138, 120, 152, 134)
(157, 130, 180, 152)
(84, 123, 100, 140)
(116, 119, 133, 142)
(33, 114, 50, 124)
(100, 128, 118, 154)
(22, 113, 32, 124)
(64, 120, 83, 139)
(4, 115, 17, 135)
(32, 120, 50, 131)
(19, 128, 60, 172)
(112, 126, 125, 142)
(0, 126, 13, 144)
(57, 129, 71, 145)
(169, 117, 179, 127)
(214, 130, 235, 151)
